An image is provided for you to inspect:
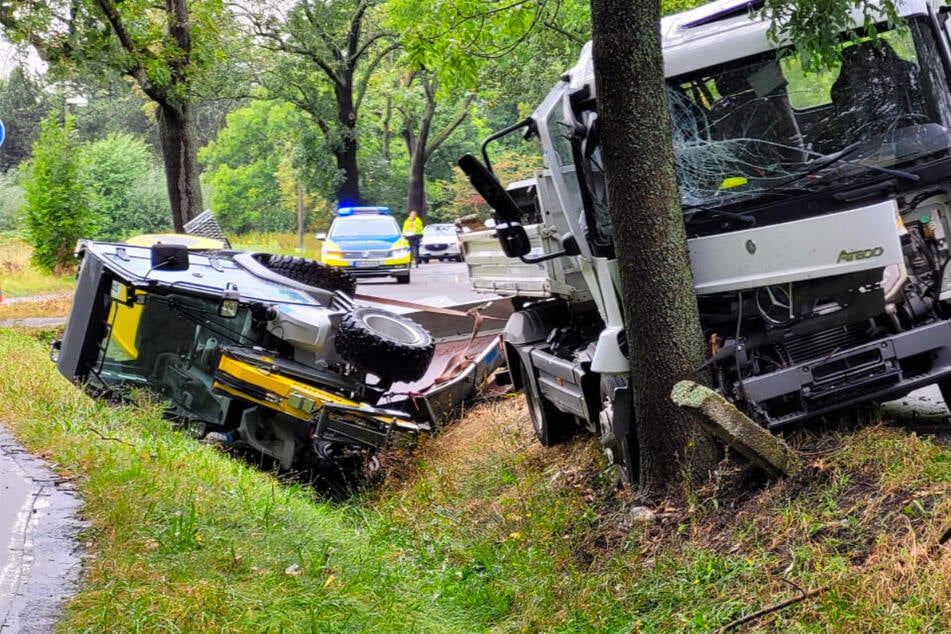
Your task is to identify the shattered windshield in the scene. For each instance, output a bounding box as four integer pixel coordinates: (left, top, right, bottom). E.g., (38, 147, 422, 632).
(668, 18, 951, 208)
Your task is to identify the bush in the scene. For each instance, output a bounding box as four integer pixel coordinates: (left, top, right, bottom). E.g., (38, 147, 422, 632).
(0, 169, 24, 232)
(20, 113, 95, 272)
(79, 133, 173, 240)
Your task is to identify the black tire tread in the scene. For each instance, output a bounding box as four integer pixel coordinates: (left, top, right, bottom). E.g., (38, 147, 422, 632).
(519, 362, 575, 447)
(334, 307, 434, 382)
(254, 254, 356, 296)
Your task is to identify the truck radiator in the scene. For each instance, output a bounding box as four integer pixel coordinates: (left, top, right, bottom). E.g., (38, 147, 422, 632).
(779, 324, 873, 365)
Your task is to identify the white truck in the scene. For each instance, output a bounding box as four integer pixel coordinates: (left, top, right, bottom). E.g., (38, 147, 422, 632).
(460, 0, 951, 482)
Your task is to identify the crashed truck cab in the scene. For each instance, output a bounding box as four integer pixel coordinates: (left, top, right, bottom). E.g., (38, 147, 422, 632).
(460, 0, 951, 481)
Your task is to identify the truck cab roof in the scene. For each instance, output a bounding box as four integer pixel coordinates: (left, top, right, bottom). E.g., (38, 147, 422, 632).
(560, 0, 943, 91)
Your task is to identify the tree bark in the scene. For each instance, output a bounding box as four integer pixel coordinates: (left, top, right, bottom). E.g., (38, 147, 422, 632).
(334, 85, 362, 205)
(156, 101, 203, 232)
(404, 97, 434, 219)
(590, 0, 718, 500)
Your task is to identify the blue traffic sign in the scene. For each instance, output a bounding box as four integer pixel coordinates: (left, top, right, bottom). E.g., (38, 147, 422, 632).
(0, 120, 5, 147)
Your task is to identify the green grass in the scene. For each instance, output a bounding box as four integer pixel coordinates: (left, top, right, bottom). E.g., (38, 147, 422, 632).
(4, 329, 951, 632)
(229, 231, 322, 258)
(0, 236, 76, 297)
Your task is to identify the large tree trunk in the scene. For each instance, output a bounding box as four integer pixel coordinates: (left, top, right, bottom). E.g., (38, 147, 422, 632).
(405, 102, 434, 220)
(403, 78, 471, 221)
(407, 143, 427, 219)
(334, 87, 362, 205)
(590, 0, 718, 500)
(156, 102, 203, 232)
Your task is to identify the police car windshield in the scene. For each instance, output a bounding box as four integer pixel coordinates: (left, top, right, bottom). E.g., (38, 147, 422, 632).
(329, 216, 398, 238)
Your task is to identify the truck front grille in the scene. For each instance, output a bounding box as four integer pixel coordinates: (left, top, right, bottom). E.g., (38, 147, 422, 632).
(781, 324, 873, 364)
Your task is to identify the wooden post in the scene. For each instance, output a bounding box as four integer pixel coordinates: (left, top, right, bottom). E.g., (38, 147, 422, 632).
(670, 380, 801, 478)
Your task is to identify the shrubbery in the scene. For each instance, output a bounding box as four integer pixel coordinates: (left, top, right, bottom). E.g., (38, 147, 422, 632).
(18, 120, 174, 271)
(79, 133, 172, 240)
(21, 114, 95, 272)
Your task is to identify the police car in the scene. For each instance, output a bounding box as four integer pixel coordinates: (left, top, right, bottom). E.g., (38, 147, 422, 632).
(318, 207, 412, 284)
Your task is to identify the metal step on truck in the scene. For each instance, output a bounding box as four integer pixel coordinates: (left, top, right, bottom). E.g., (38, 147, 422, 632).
(459, 0, 951, 483)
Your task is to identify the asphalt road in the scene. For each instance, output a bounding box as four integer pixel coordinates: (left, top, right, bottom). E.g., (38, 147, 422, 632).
(0, 429, 83, 634)
(352, 260, 492, 306)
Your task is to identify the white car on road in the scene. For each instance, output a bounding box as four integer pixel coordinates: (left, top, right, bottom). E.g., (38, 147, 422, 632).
(419, 223, 462, 263)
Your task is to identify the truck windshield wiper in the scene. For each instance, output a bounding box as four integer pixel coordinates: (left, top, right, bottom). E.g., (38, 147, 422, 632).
(683, 204, 756, 226)
(776, 141, 919, 190)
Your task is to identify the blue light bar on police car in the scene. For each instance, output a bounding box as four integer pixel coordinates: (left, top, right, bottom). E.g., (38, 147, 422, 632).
(336, 206, 391, 216)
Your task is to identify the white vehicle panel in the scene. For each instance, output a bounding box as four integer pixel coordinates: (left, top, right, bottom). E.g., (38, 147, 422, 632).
(688, 200, 902, 294)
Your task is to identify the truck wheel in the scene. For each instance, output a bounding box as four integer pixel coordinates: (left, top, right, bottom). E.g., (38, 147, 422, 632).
(255, 254, 356, 296)
(600, 375, 638, 485)
(334, 307, 434, 383)
(519, 362, 575, 447)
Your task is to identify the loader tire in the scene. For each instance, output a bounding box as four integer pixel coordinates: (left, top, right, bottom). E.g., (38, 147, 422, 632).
(255, 254, 356, 296)
(334, 307, 434, 383)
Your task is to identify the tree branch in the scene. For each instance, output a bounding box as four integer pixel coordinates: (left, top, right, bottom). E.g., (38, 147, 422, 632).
(717, 586, 829, 633)
(425, 93, 473, 161)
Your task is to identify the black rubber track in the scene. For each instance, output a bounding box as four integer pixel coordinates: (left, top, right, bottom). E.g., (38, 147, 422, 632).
(334, 307, 435, 383)
(254, 254, 356, 296)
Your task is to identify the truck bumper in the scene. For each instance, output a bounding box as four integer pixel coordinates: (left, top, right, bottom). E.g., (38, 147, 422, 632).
(742, 320, 951, 427)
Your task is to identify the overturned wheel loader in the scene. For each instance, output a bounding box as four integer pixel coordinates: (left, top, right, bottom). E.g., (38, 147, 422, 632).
(52, 239, 504, 484)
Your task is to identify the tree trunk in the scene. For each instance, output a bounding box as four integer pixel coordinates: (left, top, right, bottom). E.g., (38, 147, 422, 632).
(405, 104, 432, 219)
(403, 78, 471, 222)
(297, 180, 305, 250)
(590, 0, 718, 500)
(156, 101, 203, 232)
(334, 87, 362, 205)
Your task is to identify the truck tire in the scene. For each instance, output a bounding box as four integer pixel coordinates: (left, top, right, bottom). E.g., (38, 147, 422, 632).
(334, 307, 434, 383)
(518, 362, 575, 447)
(600, 375, 638, 485)
(255, 254, 356, 296)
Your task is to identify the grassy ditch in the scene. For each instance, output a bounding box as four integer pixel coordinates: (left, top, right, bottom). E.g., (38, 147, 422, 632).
(3, 328, 951, 632)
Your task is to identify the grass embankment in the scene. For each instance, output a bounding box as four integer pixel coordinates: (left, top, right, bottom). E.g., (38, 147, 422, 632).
(3, 329, 951, 632)
(0, 236, 76, 298)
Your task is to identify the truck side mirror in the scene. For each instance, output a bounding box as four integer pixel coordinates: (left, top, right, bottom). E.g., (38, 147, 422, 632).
(457, 154, 524, 223)
(496, 222, 532, 258)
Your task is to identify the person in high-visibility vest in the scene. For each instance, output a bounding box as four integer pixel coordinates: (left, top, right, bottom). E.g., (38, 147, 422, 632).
(402, 210, 424, 267)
